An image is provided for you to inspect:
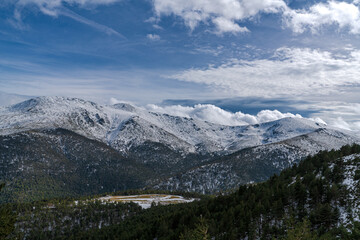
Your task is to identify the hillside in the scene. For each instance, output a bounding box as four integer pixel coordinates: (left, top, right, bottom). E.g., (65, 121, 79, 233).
(0, 128, 154, 203)
(4, 144, 360, 239)
(154, 128, 357, 193)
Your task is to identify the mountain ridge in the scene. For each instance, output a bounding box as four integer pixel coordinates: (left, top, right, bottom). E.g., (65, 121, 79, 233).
(0, 96, 340, 155)
(1, 96, 359, 198)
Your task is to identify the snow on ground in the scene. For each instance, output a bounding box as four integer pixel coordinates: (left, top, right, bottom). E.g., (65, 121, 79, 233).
(338, 154, 360, 226)
(98, 194, 197, 209)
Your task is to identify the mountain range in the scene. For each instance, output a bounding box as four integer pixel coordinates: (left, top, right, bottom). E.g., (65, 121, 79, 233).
(0, 97, 359, 201)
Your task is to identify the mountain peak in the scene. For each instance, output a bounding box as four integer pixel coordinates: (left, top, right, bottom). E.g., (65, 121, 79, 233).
(261, 116, 326, 130)
(9, 96, 100, 113)
(1, 96, 356, 157)
(112, 102, 137, 113)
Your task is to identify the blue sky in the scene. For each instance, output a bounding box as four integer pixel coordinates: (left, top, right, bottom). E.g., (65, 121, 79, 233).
(1, 0, 360, 130)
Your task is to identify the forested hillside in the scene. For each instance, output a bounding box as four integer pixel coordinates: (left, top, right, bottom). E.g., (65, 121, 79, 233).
(2, 144, 360, 239)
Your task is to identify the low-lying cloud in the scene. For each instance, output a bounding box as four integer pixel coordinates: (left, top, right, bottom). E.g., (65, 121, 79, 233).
(146, 103, 309, 126)
(306, 102, 360, 132)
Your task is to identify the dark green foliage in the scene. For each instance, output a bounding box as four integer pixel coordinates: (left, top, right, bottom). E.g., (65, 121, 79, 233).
(0, 184, 16, 239)
(9, 198, 142, 239)
(70, 144, 360, 240)
(6, 144, 360, 239)
(281, 218, 318, 240)
(179, 216, 210, 240)
(0, 129, 156, 203)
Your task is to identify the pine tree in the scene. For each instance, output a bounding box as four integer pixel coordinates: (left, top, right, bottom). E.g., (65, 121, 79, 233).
(179, 216, 210, 240)
(282, 219, 317, 240)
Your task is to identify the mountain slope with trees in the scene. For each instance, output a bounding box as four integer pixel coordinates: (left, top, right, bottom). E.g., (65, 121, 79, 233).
(1, 97, 359, 201)
(4, 144, 360, 239)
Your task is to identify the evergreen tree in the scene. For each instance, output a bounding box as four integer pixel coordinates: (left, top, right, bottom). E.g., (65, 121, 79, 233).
(282, 219, 317, 240)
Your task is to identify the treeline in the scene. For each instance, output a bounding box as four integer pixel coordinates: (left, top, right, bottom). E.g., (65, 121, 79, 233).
(1, 189, 207, 239)
(2, 144, 360, 239)
(7, 199, 143, 239)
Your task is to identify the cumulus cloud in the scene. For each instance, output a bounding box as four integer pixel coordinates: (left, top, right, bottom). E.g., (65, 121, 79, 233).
(152, 0, 286, 34)
(146, 103, 307, 126)
(9, 0, 360, 35)
(147, 33, 161, 40)
(169, 47, 360, 98)
(151, 0, 360, 35)
(284, 1, 360, 34)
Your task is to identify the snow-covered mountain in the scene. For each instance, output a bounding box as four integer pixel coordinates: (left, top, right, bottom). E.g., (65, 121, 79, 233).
(0, 96, 342, 155)
(0, 96, 359, 197)
(153, 128, 359, 193)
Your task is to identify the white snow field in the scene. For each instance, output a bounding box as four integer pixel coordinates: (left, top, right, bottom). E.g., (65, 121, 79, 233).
(98, 194, 196, 209)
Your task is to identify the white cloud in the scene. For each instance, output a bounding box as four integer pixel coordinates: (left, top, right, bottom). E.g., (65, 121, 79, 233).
(147, 33, 161, 40)
(10, 0, 360, 35)
(212, 17, 249, 34)
(152, 0, 286, 34)
(146, 103, 305, 126)
(169, 47, 360, 98)
(152, 0, 360, 35)
(284, 1, 360, 34)
(330, 117, 352, 131)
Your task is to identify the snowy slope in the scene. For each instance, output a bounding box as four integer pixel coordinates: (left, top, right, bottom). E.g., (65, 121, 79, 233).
(153, 128, 360, 194)
(0, 97, 356, 156)
(339, 154, 360, 225)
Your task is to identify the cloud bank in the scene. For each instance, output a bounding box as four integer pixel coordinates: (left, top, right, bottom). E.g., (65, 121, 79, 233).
(169, 47, 360, 98)
(146, 103, 310, 126)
